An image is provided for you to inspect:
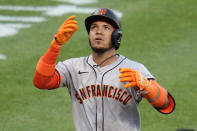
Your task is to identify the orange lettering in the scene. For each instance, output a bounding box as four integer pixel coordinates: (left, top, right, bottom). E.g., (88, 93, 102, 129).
(86, 86, 91, 98)
(97, 85, 102, 97)
(91, 85, 97, 97)
(108, 86, 114, 98)
(119, 91, 128, 102)
(75, 92, 83, 104)
(123, 95, 132, 105)
(103, 85, 108, 97)
(115, 89, 122, 100)
(79, 88, 87, 100)
(112, 88, 118, 98)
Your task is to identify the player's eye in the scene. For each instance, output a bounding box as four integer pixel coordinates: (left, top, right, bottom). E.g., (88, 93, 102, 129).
(104, 25, 111, 31)
(90, 25, 97, 30)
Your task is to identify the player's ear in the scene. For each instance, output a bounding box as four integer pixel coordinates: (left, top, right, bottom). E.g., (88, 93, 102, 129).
(111, 29, 122, 50)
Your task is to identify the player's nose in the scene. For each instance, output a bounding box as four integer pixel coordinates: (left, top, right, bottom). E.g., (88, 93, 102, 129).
(95, 27, 104, 35)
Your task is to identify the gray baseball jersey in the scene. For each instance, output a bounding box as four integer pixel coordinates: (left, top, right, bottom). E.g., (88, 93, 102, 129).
(56, 54, 154, 131)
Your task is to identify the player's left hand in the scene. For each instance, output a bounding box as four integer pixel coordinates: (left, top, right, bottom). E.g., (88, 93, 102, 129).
(118, 68, 150, 91)
(54, 15, 78, 45)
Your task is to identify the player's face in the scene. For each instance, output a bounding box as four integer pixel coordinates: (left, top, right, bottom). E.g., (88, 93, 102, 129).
(89, 21, 115, 53)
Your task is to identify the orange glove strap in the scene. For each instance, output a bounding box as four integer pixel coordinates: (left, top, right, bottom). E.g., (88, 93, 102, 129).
(142, 80, 168, 108)
(144, 81, 175, 114)
(156, 93, 175, 114)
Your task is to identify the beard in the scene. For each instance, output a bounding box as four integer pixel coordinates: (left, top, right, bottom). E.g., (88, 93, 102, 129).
(89, 40, 114, 54)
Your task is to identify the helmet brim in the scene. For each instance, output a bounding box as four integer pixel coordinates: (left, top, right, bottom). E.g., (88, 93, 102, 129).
(85, 15, 119, 33)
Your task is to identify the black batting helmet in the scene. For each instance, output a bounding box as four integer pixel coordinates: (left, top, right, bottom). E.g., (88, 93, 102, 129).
(85, 8, 122, 50)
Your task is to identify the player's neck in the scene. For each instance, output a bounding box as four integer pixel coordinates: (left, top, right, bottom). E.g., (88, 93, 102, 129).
(92, 48, 119, 67)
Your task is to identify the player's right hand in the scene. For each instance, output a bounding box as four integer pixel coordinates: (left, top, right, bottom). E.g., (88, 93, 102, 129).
(53, 16, 78, 45)
(119, 68, 151, 92)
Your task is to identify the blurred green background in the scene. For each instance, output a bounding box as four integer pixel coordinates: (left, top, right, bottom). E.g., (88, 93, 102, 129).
(0, 0, 196, 131)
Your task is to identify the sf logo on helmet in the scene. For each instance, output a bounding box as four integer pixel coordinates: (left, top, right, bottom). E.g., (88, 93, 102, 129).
(93, 8, 107, 15)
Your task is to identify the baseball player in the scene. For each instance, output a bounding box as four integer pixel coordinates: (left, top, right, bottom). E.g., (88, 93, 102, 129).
(33, 8, 175, 131)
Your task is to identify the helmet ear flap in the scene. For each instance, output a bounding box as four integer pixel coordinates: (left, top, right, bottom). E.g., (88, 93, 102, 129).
(111, 29, 122, 50)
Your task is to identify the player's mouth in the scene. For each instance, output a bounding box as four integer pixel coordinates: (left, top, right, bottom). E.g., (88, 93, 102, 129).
(94, 37, 104, 42)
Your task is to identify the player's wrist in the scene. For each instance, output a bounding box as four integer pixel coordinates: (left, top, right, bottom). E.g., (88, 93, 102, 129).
(51, 39, 64, 48)
(138, 77, 152, 91)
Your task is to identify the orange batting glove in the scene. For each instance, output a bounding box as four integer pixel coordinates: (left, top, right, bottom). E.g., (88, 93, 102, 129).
(119, 68, 172, 110)
(119, 68, 154, 93)
(53, 15, 78, 45)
